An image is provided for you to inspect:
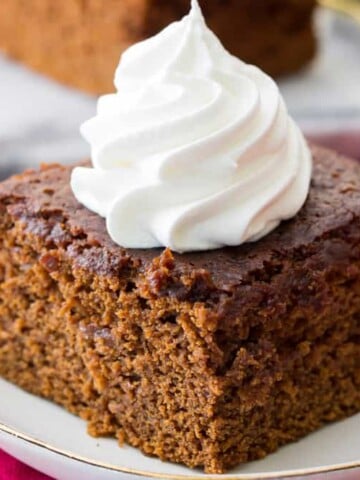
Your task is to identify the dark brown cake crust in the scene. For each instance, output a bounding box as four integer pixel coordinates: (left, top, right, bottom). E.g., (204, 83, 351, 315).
(0, 0, 316, 94)
(0, 145, 360, 473)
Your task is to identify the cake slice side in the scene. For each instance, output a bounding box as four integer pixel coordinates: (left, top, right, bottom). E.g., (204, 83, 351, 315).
(210, 221, 360, 470)
(0, 165, 225, 470)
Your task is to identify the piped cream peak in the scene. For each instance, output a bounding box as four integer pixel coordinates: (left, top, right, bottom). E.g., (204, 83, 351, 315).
(190, 0, 203, 19)
(71, 0, 312, 252)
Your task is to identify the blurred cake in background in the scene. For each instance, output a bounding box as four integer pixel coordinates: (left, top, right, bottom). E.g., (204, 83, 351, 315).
(0, 0, 317, 95)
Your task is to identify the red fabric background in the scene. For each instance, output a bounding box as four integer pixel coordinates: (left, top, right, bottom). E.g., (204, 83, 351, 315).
(307, 131, 360, 162)
(1, 132, 359, 479)
(0, 450, 51, 480)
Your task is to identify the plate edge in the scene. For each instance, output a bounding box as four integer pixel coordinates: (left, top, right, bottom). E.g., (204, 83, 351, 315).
(0, 420, 359, 480)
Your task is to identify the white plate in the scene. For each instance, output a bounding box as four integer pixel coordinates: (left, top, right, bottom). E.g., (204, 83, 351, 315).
(0, 378, 359, 480)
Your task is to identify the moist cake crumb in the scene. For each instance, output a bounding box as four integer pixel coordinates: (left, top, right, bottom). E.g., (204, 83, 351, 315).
(0, 145, 359, 473)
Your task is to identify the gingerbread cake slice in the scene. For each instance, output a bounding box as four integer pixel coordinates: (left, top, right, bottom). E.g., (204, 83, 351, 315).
(0, 145, 359, 473)
(0, 0, 316, 94)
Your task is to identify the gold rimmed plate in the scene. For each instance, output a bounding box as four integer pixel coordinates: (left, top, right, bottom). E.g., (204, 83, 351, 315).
(0, 378, 359, 480)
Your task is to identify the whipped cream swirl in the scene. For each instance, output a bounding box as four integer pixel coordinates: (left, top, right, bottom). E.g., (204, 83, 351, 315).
(71, 0, 312, 252)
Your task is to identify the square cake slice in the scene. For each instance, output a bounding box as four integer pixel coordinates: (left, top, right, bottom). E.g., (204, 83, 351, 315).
(0, 145, 359, 473)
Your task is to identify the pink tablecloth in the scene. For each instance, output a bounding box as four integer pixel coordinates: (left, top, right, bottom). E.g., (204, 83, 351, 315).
(1, 131, 359, 479)
(307, 130, 360, 162)
(0, 450, 51, 480)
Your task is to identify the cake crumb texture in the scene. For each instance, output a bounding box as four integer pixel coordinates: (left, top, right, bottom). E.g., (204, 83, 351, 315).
(0, 0, 316, 94)
(0, 146, 359, 473)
